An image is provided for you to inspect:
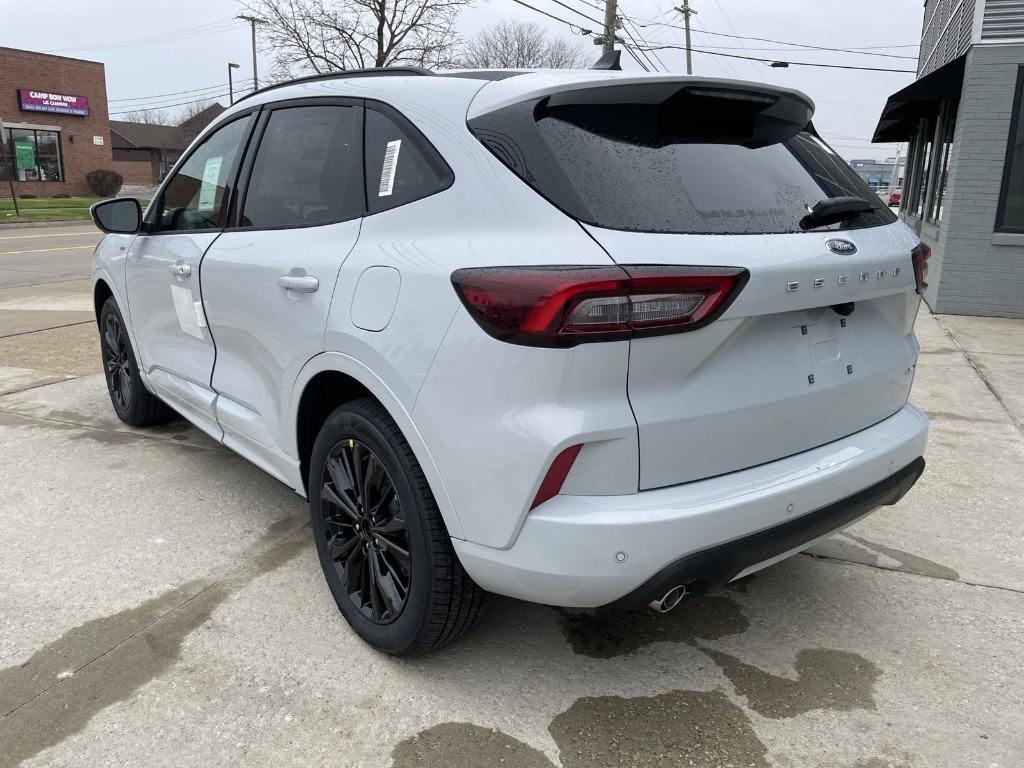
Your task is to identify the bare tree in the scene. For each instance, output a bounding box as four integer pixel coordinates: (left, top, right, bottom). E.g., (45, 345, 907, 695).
(119, 107, 172, 125)
(460, 20, 588, 69)
(240, 0, 468, 76)
(175, 99, 219, 127)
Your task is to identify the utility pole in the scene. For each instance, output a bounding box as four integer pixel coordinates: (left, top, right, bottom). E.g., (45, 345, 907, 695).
(602, 0, 618, 54)
(675, 0, 696, 75)
(237, 15, 266, 90)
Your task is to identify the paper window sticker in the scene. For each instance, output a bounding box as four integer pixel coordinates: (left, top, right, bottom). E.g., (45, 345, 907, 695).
(197, 156, 223, 212)
(171, 284, 203, 340)
(378, 140, 401, 197)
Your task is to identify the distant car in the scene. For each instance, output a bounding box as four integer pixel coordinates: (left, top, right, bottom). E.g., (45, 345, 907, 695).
(90, 67, 929, 655)
(889, 187, 903, 206)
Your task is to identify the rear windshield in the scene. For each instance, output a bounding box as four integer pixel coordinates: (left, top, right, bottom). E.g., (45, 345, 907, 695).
(470, 88, 895, 235)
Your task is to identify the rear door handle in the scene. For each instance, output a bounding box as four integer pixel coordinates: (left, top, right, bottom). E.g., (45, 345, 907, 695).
(278, 274, 319, 293)
(169, 263, 191, 277)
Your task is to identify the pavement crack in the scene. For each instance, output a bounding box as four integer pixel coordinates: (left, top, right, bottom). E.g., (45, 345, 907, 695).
(935, 315, 1024, 436)
(0, 407, 228, 452)
(801, 551, 1024, 595)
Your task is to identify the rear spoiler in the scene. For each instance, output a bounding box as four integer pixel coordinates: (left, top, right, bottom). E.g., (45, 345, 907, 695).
(468, 74, 815, 149)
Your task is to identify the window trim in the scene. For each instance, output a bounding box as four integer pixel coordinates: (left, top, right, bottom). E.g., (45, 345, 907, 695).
(362, 99, 455, 216)
(3, 126, 65, 182)
(230, 96, 366, 233)
(142, 107, 261, 236)
(995, 65, 1024, 234)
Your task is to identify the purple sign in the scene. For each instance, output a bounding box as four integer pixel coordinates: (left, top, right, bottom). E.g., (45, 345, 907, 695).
(18, 89, 90, 116)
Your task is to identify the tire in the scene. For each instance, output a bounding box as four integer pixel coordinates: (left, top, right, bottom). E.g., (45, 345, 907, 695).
(309, 397, 484, 655)
(98, 297, 174, 427)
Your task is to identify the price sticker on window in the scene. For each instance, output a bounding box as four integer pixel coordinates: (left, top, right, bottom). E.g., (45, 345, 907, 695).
(197, 156, 223, 211)
(378, 140, 401, 197)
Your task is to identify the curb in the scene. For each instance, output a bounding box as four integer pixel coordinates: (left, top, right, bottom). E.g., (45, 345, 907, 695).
(0, 220, 98, 231)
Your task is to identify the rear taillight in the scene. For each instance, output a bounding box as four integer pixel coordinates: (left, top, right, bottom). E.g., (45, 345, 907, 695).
(911, 242, 931, 294)
(450, 265, 748, 347)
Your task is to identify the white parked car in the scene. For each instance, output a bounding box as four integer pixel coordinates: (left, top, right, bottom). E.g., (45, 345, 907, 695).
(91, 67, 929, 655)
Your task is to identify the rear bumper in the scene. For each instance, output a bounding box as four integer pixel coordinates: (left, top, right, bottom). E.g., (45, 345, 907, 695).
(452, 403, 928, 608)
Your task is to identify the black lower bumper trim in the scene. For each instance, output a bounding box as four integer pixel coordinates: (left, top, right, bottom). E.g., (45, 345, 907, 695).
(606, 456, 926, 610)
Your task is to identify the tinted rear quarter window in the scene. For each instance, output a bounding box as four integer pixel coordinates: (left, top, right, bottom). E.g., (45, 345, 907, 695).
(364, 107, 453, 214)
(241, 105, 362, 228)
(471, 86, 895, 235)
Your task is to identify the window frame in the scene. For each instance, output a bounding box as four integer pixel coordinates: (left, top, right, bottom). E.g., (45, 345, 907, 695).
(230, 96, 366, 232)
(995, 65, 1024, 234)
(2, 126, 64, 182)
(362, 100, 455, 216)
(142, 107, 260, 236)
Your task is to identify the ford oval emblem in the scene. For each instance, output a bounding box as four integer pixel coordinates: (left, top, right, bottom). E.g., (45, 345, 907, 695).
(825, 238, 857, 255)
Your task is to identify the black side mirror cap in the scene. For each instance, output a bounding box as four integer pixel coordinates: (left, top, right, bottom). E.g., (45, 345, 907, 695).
(91, 198, 142, 234)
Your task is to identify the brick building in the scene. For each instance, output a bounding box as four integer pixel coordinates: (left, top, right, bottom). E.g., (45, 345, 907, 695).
(874, 0, 1024, 317)
(0, 47, 113, 197)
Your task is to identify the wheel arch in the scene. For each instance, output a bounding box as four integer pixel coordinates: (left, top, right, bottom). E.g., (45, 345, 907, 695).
(93, 277, 114, 325)
(290, 352, 465, 540)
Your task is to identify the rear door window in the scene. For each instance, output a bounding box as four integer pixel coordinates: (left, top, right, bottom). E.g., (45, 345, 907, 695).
(364, 106, 453, 214)
(471, 86, 895, 235)
(241, 105, 363, 228)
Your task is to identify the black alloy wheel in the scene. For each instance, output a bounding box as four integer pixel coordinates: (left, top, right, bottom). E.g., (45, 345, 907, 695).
(309, 398, 484, 655)
(97, 297, 174, 427)
(320, 438, 411, 624)
(102, 311, 133, 411)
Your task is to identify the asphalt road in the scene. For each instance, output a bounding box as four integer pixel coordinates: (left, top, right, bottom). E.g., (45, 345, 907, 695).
(0, 223, 1022, 768)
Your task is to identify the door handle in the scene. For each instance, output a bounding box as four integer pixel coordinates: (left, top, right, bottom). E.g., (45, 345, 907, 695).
(278, 274, 319, 293)
(169, 263, 192, 277)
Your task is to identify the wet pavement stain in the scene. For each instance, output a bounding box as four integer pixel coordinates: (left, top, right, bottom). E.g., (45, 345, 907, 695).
(550, 689, 770, 768)
(845, 533, 960, 582)
(558, 595, 749, 659)
(390, 723, 552, 768)
(702, 647, 880, 719)
(0, 533, 306, 768)
(391, 690, 770, 768)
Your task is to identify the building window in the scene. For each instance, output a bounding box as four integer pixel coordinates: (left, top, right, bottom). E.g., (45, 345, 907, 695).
(996, 66, 1024, 233)
(928, 102, 957, 223)
(1, 128, 64, 182)
(907, 120, 934, 218)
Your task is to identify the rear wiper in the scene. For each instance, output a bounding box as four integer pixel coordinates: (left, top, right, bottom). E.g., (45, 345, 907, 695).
(799, 196, 874, 231)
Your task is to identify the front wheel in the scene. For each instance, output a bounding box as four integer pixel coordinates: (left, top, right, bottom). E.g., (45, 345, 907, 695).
(98, 297, 173, 427)
(309, 398, 483, 655)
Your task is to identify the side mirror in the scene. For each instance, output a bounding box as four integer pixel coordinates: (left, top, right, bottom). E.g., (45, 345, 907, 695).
(91, 198, 142, 234)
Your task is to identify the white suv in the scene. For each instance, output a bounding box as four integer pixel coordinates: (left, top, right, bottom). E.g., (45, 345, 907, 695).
(90, 68, 929, 655)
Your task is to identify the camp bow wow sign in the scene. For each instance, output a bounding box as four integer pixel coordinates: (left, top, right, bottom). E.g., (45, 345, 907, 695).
(18, 89, 90, 116)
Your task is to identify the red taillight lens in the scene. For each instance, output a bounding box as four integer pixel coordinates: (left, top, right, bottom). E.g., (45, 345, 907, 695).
(911, 242, 931, 294)
(451, 265, 748, 347)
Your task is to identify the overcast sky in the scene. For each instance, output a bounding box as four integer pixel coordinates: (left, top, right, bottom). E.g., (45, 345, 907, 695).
(0, 0, 924, 161)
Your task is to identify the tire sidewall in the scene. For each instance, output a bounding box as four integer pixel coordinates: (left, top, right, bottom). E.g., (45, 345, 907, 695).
(309, 404, 435, 654)
(99, 298, 139, 423)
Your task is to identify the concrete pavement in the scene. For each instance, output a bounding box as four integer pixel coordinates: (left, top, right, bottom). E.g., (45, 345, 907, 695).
(0, 224, 1021, 768)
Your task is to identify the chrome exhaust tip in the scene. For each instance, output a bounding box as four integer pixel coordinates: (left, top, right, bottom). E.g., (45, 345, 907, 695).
(649, 584, 689, 613)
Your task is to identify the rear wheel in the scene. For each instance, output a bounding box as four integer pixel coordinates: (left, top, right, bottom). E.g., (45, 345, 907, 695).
(98, 297, 173, 426)
(309, 398, 483, 655)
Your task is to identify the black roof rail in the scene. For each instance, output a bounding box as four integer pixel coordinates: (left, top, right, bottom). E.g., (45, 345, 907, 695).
(233, 66, 434, 105)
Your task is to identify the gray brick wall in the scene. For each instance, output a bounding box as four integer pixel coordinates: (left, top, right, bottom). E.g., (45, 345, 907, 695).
(930, 44, 1024, 318)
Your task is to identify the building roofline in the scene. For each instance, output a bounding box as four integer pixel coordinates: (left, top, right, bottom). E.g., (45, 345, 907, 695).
(0, 46, 105, 68)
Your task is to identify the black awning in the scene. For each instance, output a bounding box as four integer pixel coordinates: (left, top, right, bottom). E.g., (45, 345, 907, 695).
(872, 55, 966, 143)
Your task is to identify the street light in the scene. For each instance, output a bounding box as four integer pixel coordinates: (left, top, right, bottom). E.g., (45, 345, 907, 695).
(228, 62, 240, 105)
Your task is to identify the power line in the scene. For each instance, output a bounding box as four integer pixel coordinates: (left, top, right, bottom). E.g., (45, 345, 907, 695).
(620, 44, 652, 71)
(631, 43, 917, 72)
(543, 0, 603, 25)
(709, 0, 764, 82)
(632, 21, 919, 60)
(109, 81, 252, 104)
(108, 90, 236, 117)
(619, 17, 662, 71)
(44, 19, 239, 54)
(108, 82, 252, 113)
(507, 0, 593, 31)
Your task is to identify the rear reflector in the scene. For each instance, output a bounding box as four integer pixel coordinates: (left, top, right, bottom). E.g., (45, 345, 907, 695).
(531, 444, 583, 509)
(451, 265, 748, 347)
(911, 242, 931, 294)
